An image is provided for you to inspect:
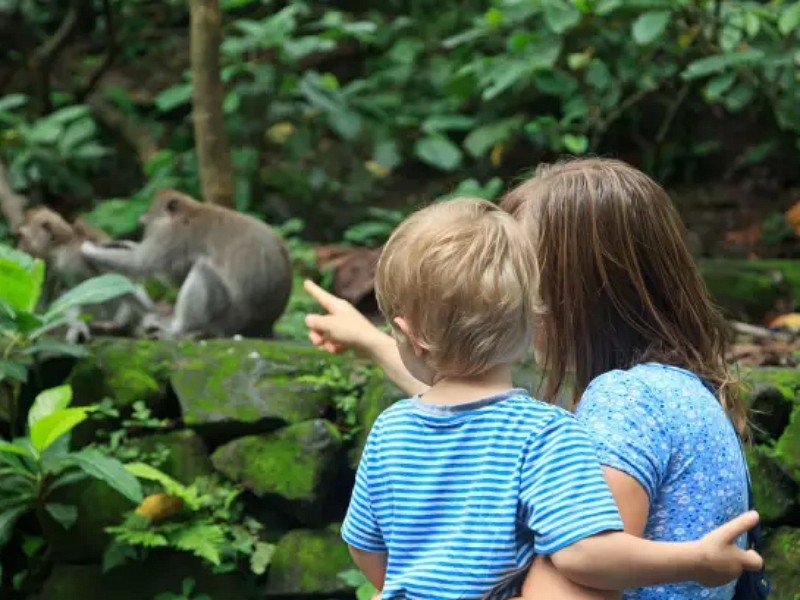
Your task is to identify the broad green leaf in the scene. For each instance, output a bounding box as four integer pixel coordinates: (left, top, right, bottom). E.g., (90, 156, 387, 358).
(73, 142, 109, 161)
(30, 407, 93, 452)
(779, 2, 800, 35)
(562, 134, 589, 154)
(0, 360, 28, 383)
(632, 11, 671, 45)
(47, 105, 89, 125)
(250, 541, 275, 575)
(0, 441, 31, 457)
(463, 117, 524, 158)
(23, 340, 91, 359)
(45, 503, 78, 530)
(681, 49, 765, 80)
(0, 245, 38, 270)
(705, 73, 736, 99)
(155, 83, 193, 112)
(28, 385, 73, 428)
(0, 255, 44, 312)
(327, 109, 362, 141)
(59, 119, 96, 155)
(595, 0, 621, 15)
(46, 274, 138, 319)
(421, 115, 476, 134)
(0, 94, 27, 113)
(125, 462, 183, 489)
(0, 505, 27, 547)
(372, 139, 402, 170)
(70, 449, 143, 503)
(414, 136, 463, 171)
(543, 0, 581, 34)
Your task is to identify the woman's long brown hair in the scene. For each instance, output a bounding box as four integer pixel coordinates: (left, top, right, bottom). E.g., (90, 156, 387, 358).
(501, 158, 747, 435)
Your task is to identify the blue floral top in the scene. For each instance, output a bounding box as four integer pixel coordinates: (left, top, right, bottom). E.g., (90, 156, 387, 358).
(576, 363, 748, 600)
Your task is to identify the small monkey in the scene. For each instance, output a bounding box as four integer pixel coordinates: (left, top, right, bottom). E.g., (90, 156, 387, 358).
(16, 207, 155, 340)
(80, 190, 292, 339)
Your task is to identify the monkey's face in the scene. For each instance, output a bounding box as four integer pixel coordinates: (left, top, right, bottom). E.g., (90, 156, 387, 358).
(139, 195, 187, 235)
(16, 211, 73, 259)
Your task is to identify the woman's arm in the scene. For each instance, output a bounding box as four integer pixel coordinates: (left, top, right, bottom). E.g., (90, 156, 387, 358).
(303, 280, 427, 395)
(513, 556, 618, 600)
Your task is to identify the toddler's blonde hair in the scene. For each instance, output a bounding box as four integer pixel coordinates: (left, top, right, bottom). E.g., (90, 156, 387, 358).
(375, 197, 537, 378)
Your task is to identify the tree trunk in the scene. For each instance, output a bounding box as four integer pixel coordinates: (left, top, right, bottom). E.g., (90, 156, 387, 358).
(0, 159, 28, 232)
(189, 0, 235, 207)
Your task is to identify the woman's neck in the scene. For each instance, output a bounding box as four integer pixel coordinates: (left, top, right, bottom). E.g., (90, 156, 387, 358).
(420, 364, 515, 406)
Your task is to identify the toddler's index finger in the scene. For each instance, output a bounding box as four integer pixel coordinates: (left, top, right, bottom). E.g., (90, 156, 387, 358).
(303, 279, 340, 312)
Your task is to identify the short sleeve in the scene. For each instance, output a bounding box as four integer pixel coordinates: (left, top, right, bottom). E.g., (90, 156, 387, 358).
(341, 430, 386, 553)
(576, 371, 670, 503)
(519, 413, 624, 555)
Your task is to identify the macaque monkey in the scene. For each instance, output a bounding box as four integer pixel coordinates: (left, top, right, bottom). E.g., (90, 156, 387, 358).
(15, 207, 155, 340)
(80, 190, 292, 339)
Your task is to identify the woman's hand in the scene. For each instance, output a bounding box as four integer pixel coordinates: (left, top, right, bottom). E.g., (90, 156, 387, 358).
(304, 279, 384, 354)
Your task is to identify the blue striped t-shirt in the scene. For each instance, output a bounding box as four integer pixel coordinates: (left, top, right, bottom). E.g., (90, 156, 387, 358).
(341, 389, 624, 599)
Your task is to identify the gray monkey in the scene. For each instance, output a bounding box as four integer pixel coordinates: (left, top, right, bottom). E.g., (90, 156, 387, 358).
(80, 190, 292, 339)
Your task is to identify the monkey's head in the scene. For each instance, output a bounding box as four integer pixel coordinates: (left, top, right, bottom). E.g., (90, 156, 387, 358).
(16, 208, 74, 259)
(139, 190, 199, 235)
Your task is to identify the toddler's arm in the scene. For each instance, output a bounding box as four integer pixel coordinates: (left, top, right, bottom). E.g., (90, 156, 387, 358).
(348, 545, 387, 591)
(549, 511, 762, 591)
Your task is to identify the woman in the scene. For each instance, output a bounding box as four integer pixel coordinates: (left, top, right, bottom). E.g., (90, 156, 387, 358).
(305, 158, 751, 600)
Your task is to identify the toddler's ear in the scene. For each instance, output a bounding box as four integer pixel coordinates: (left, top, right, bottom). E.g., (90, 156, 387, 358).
(393, 316, 425, 357)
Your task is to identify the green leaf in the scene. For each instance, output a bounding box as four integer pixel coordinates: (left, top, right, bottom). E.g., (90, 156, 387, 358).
(372, 140, 401, 170)
(463, 117, 524, 158)
(155, 83, 193, 112)
(102, 539, 138, 573)
(562, 134, 589, 154)
(0, 254, 44, 312)
(681, 49, 765, 80)
(70, 449, 143, 503)
(250, 542, 275, 575)
(414, 136, 463, 171)
(0, 505, 27, 547)
(30, 407, 93, 452)
(0, 360, 28, 383)
(779, 2, 800, 36)
(705, 73, 736, 99)
(73, 142, 109, 161)
(125, 462, 184, 493)
(327, 109, 362, 141)
(543, 0, 581, 34)
(169, 522, 226, 566)
(47, 105, 89, 125)
(28, 385, 73, 428)
(46, 274, 138, 319)
(421, 115, 476, 134)
(59, 119, 96, 155)
(23, 340, 91, 359)
(0, 441, 31, 457)
(632, 11, 671, 45)
(0, 94, 27, 113)
(45, 503, 77, 530)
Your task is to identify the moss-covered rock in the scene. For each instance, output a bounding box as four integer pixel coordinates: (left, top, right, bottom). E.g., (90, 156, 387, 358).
(211, 419, 342, 524)
(698, 259, 800, 322)
(38, 479, 135, 564)
(349, 373, 405, 469)
(775, 403, 800, 483)
(746, 445, 799, 525)
(128, 429, 214, 484)
(264, 527, 353, 596)
(762, 527, 800, 600)
(172, 340, 344, 438)
(69, 338, 176, 409)
(39, 551, 250, 600)
(741, 367, 799, 441)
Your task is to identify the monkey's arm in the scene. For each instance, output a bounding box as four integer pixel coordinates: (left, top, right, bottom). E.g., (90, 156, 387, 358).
(81, 240, 149, 277)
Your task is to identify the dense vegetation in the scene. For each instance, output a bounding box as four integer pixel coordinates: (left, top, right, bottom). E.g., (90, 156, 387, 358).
(1, 0, 800, 598)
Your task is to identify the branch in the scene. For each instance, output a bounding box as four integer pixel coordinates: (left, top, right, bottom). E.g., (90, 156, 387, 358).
(75, 0, 116, 102)
(655, 82, 691, 145)
(590, 86, 655, 152)
(86, 95, 159, 166)
(0, 159, 28, 232)
(29, 0, 83, 113)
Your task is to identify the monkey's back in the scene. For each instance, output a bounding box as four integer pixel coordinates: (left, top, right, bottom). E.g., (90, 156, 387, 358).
(200, 207, 292, 337)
